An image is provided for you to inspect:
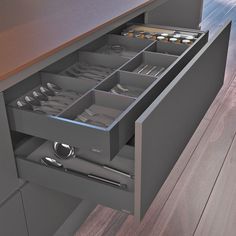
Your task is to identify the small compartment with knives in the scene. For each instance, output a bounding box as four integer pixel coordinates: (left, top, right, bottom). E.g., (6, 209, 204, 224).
(44, 51, 129, 83)
(81, 34, 154, 59)
(15, 136, 135, 214)
(6, 72, 96, 116)
(121, 51, 178, 77)
(96, 71, 156, 98)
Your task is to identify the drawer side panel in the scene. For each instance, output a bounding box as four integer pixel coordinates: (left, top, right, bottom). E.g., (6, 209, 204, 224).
(135, 21, 231, 221)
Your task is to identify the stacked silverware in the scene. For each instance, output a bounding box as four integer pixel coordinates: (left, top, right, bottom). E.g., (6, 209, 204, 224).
(110, 83, 144, 98)
(75, 106, 120, 128)
(133, 64, 165, 77)
(61, 62, 114, 82)
(16, 82, 80, 115)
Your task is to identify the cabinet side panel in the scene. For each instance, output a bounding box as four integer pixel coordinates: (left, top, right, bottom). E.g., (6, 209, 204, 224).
(0, 92, 20, 203)
(145, 0, 203, 29)
(21, 183, 81, 236)
(0, 192, 28, 236)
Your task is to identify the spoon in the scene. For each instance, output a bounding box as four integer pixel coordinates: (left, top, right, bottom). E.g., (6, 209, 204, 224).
(40, 86, 76, 100)
(16, 100, 58, 115)
(41, 156, 127, 188)
(84, 108, 115, 121)
(33, 91, 71, 105)
(116, 84, 129, 92)
(46, 83, 79, 98)
(76, 115, 109, 128)
(24, 96, 64, 111)
(53, 142, 133, 178)
(31, 92, 68, 109)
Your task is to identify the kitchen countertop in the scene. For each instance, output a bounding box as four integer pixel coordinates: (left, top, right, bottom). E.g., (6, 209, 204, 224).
(0, 0, 166, 82)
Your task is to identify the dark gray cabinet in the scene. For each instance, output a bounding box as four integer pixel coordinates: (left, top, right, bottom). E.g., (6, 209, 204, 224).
(20, 183, 95, 236)
(0, 93, 20, 204)
(0, 0, 231, 234)
(3, 21, 231, 222)
(0, 192, 28, 236)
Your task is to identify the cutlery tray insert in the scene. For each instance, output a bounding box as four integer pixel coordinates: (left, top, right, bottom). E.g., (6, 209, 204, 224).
(146, 41, 190, 56)
(5, 24, 208, 160)
(60, 90, 135, 129)
(7, 72, 97, 115)
(121, 51, 178, 76)
(96, 71, 157, 98)
(81, 34, 154, 59)
(44, 51, 129, 82)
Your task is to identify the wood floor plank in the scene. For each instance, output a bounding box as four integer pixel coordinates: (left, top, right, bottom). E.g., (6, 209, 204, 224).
(194, 133, 236, 236)
(201, 4, 236, 120)
(75, 206, 118, 236)
(146, 85, 236, 236)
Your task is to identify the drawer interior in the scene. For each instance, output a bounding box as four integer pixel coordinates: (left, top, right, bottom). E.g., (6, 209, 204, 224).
(5, 22, 208, 160)
(44, 51, 129, 81)
(146, 41, 190, 56)
(7, 72, 97, 116)
(15, 136, 135, 214)
(60, 90, 135, 128)
(96, 71, 156, 98)
(121, 51, 178, 76)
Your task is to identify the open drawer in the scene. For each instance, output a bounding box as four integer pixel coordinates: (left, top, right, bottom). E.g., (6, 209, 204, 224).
(14, 22, 231, 222)
(5, 25, 208, 161)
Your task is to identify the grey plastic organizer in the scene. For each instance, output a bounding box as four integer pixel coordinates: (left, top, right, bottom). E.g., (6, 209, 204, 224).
(6, 26, 207, 160)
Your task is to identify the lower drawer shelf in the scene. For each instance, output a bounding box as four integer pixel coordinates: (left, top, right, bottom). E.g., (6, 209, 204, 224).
(16, 137, 135, 214)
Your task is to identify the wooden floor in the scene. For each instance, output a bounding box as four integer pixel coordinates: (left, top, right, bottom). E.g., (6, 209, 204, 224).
(76, 0, 236, 235)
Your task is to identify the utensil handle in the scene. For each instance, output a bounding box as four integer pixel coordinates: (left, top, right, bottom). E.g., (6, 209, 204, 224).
(78, 156, 132, 178)
(66, 168, 126, 189)
(88, 174, 126, 188)
(103, 165, 133, 179)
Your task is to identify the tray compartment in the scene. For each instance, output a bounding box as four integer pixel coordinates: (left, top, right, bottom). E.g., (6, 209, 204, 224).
(15, 137, 135, 213)
(82, 34, 154, 59)
(60, 90, 135, 128)
(44, 51, 129, 83)
(145, 41, 190, 56)
(8, 90, 135, 160)
(120, 23, 203, 42)
(120, 51, 178, 77)
(96, 71, 156, 98)
(6, 72, 96, 116)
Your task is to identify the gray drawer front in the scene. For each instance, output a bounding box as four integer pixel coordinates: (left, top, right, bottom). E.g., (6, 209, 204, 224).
(134, 21, 231, 221)
(0, 192, 28, 236)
